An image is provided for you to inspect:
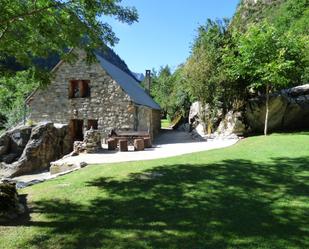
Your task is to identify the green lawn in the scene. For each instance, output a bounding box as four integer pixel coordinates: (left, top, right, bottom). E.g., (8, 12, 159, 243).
(1, 133, 309, 249)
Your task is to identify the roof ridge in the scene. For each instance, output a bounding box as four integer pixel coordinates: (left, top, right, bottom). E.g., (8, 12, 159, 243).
(95, 52, 160, 110)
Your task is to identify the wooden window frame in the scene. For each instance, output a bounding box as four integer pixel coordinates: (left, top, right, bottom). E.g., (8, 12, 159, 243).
(69, 80, 90, 99)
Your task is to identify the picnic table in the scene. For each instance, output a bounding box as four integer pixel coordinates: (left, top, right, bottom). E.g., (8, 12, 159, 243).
(108, 130, 151, 149)
(110, 131, 150, 144)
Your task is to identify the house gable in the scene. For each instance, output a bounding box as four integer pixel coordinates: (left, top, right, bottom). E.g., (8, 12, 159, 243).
(95, 52, 161, 110)
(28, 50, 136, 136)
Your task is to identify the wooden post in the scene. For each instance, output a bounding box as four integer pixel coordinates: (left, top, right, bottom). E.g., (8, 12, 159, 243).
(264, 84, 270, 136)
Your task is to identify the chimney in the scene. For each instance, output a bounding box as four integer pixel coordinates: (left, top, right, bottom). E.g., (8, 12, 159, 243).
(145, 70, 151, 95)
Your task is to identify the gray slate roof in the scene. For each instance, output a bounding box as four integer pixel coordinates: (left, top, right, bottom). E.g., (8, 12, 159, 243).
(95, 52, 161, 110)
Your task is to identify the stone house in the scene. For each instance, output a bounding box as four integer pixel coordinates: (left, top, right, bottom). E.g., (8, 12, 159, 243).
(26, 49, 161, 141)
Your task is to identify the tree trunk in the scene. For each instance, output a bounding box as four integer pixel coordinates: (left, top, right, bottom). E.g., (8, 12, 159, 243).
(200, 102, 207, 134)
(207, 120, 212, 135)
(264, 84, 270, 136)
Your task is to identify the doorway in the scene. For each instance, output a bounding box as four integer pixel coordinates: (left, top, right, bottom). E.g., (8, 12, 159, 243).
(69, 119, 84, 141)
(87, 119, 98, 130)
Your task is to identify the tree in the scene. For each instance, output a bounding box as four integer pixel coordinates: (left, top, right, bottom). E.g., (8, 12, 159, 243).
(148, 65, 190, 121)
(0, 69, 40, 128)
(0, 0, 138, 70)
(183, 19, 228, 133)
(224, 23, 307, 135)
(0, 0, 138, 128)
(167, 66, 191, 119)
(151, 66, 173, 118)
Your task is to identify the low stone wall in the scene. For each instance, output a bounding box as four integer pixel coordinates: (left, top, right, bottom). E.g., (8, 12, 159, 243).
(50, 161, 87, 175)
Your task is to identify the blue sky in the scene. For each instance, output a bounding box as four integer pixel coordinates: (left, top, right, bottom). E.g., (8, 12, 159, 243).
(106, 0, 240, 73)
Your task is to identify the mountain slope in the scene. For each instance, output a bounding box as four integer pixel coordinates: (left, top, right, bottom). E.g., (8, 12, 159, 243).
(231, 0, 309, 35)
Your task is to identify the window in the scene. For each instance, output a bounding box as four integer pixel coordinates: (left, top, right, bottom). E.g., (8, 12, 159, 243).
(69, 80, 90, 98)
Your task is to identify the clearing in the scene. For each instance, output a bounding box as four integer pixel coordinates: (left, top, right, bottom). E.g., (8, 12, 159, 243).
(0, 132, 308, 249)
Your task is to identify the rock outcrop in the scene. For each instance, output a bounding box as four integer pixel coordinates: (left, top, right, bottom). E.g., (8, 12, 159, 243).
(0, 180, 25, 222)
(0, 126, 32, 164)
(216, 111, 247, 137)
(246, 84, 309, 132)
(189, 101, 242, 138)
(0, 122, 73, 178)
(188, 85, 309, 136)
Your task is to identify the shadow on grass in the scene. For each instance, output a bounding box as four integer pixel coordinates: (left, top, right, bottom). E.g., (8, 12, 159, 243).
(19, 157, 309, 248)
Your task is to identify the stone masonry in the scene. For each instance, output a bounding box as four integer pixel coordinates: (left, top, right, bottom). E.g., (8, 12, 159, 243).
(84, 128, 101, 153)
(28, 50, 140, 139)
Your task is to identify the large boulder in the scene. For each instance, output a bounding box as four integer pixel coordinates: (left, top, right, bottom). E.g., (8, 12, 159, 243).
(216, 111, 247, 137)
(188, 101, 202, 124)
(0, 126, 32, 161)
(0, 122, 73, 178)
(246, 84, 309, 132)
(189, 101, 223, 131)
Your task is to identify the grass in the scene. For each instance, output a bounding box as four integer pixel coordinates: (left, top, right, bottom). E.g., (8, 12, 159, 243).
(0, 133, 309, 249)
(161, 119, 171, 128)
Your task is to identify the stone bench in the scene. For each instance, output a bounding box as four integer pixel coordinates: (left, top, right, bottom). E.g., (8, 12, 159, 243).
(143, 137, 152, 148)
(118, 139, 128, 152)
(134, 138, 144, 151)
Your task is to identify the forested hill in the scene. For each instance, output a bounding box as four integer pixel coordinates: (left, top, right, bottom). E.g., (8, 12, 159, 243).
(231, 0, 309, 35)
(149, 0, 308, 131)
(0, 46, 137, 82)
(96, 46, 139, 81)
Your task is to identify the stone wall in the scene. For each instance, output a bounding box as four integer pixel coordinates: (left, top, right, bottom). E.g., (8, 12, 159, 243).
(137, 106, 151, 133)
(152, 109, 161, 137)
(84, 128, 101, 153)
(28, 49, 135, 139)
(136, 107, 161, 138)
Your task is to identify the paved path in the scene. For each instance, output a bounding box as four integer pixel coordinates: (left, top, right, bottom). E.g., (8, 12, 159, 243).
(13, 130, 238, 186)
(59, 131, 237, 164)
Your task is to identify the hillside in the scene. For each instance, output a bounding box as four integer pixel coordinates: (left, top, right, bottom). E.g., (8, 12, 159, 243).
(231, 0, 309, 35)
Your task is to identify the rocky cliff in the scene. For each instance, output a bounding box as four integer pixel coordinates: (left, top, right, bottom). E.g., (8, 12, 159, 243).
(231, 0, 285, 30)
